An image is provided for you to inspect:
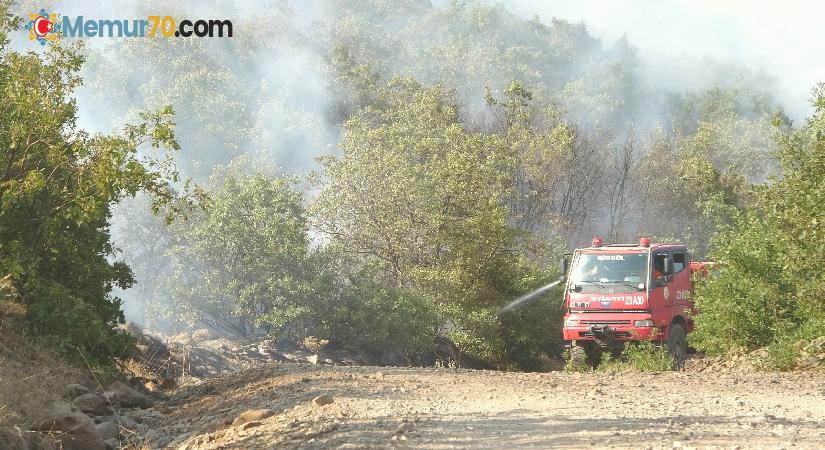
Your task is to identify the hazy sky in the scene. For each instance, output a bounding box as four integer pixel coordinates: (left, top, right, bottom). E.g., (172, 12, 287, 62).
(504, 0, 825, 121)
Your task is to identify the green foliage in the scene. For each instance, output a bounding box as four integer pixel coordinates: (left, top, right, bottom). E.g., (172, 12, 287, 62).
(164, 159, 312, 337)
(598, 341, 674, 372)
(1, 0, 802, 370)
(691, 85, 825, 368)
(0, 11, 197, 360)
(312, 263, 439, 356)
(160, 159, 440, 356)
(324, 0, 641, 128)
(311, 78, 558, 367)
(637, 126, 749, 257)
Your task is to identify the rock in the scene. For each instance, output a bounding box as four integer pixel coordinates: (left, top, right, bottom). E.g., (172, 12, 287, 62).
(35, 402, 106, 450)
(106, 381, 152, 409)
(72, 394, 112, 416)
(307, 355, 320, 364)
(0, 428, 30, 450)
(166, 432, 193, 448)
(95, 421, 119, 440)
(191, 328, 215, 342)
(124, 408, 167, 425)
(232, 409, 273, 426)
(65, 384, 90, 399)
(104, 438, 119, 450)
(313, 394, 334, 406)
(98, 414, 139, 431)
(239, 420, 263, 430)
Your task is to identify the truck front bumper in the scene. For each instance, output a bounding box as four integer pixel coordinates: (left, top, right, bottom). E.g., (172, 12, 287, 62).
(562, 312, 661, 343)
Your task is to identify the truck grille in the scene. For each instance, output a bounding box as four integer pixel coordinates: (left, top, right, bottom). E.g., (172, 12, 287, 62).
(580, 319, 632, 325)
(580, 331, 632, 338)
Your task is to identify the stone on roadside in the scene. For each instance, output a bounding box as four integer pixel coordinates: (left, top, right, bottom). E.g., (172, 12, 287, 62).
(313, 394, 334, 406)
(307, 355, 320, 364)
(95, 421, 119, 440)
(239, 420, 263, 430)
(232, 409, 273, 426)
(72, 394, 112, 416)
(35, 402, 106, 450)
(106, 381, 153, 409)
(65, 384, 90, 399)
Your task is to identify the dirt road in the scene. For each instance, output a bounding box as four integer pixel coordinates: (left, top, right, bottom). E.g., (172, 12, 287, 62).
(137, 363, 825, 449)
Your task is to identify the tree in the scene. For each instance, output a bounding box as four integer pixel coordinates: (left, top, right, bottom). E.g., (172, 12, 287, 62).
(164, 159, 313, 337)
(311, 78, 557, 366)
(691, 84, 825, 368)
(0, 7, 197, 359)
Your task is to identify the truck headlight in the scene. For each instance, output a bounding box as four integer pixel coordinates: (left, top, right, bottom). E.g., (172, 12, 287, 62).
(564, 317, 579, 327)
(634, 319, 655, 327)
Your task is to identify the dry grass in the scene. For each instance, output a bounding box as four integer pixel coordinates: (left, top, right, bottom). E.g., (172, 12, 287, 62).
(302, 336, 330, 353)
(0, 316, 84, 429)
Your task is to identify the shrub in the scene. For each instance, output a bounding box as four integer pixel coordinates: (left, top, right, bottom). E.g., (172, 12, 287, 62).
(597, 341, 675, 372)
(690, 85, 825, 369)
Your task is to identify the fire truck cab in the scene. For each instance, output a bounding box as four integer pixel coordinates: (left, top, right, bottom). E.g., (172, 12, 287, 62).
(562, 237, 706, 367)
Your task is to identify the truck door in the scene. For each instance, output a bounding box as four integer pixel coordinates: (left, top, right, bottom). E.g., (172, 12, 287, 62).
(648, 251, 670, 337)
(669, 250, 693, 329)
(650, 250, 693, 334)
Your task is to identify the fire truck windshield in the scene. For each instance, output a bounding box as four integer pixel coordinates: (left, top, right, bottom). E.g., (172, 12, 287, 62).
(569, 252, 648, 289)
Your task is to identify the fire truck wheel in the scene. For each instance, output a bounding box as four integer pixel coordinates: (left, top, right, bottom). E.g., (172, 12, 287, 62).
(667, 324, 687, 370)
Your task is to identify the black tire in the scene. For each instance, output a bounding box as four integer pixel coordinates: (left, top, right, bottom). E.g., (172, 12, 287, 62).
(568, 343, 602, 369)
(667, 324, 687, 370)
(587, 345, 603, 367)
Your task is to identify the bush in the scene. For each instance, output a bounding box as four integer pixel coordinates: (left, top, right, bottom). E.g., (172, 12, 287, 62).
(690, 85, 825, 369)
(164, 163, 313, 337)
(323, 280, 439, 356)
(598, 341, 674, 372)
(0, 22, 195, 361)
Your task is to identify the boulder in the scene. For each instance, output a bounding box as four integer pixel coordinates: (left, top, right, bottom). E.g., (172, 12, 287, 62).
(106, 381, 153, 409)
(64, 384, 90, 399)
(239, 420, 262, 430)
(35, 402, 106, 450)
(232, 409, 273, 426)
(191, 328, 215, 343)
(95, 421, 119, 440)
(312, 394, 334, 406)
(98, 414, 139, 432)
(72, 394, 112, 416)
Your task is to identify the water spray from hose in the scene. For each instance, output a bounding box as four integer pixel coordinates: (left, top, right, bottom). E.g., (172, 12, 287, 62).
(498, 278, 564, 316)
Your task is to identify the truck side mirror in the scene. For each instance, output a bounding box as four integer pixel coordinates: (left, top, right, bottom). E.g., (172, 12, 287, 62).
(561, 254, 570, 276)
(664, 257, 673, 275)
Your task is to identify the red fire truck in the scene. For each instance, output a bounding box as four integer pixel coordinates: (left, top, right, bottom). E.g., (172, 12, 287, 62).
(561, 237, 712, 367)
